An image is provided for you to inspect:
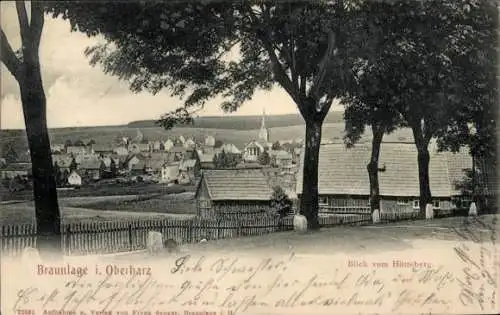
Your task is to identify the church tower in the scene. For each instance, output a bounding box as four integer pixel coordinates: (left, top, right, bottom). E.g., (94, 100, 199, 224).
(258, 108, 269, 143)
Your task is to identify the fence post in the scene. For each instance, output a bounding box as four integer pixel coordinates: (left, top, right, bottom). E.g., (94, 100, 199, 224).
(65, 225, 71, 255)
(128, 224, 133, 251)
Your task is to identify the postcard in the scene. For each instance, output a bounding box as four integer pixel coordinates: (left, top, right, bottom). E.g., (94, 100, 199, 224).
(1, 1, 499, 315)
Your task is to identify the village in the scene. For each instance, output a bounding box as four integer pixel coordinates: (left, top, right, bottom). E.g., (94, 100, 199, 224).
(1, 109, 495, 222)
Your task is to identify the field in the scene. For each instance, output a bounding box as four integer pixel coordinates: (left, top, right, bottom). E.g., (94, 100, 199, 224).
(1, 182, 194, 201)
(69, 192, 197, 215)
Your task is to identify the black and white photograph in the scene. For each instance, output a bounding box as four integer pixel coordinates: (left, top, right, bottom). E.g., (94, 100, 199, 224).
(0, 1, 498, 314)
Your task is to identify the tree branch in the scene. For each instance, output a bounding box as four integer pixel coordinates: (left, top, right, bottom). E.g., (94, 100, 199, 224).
(318, 92, 335, 121)
(16, 1, 30, 50)
(30, 1, 45, 52)
(0, 28, 22, 81)
(309, 30, 336, 101)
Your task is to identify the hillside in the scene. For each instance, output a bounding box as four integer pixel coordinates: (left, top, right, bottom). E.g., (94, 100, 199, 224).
(0, 122, 416, 158)
(127, 112, 344, 129)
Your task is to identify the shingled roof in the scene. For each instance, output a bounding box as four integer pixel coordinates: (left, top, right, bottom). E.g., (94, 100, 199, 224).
(296, 142, 474, 197)
(197, 169, 273, 201)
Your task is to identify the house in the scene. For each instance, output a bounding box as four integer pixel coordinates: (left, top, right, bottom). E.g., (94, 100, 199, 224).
(178, 135, 186, 144)
(163, 139, 174, 152)
(78, 158, 102, 180)
(144, 154, 169, 175)
(194, 169, 274, 219)
(113, 146, 129, 156)
(196, 150, 215, 169)
(51, 144, 65, 153)
(160, 163, 180, 183)
(66, 146, 89, 155)
(296, 142, 496, 216)
(74, 153, 99, 164)
(67, 171, 82, 186)
(121, 154, 144, 172)
(0, 163, 32, 179)
(52, 154, 73, 172)
(243, 140, 265, 162)
(184, 138, 196, 149)
(92, 144, 114, 156)
(270, 150, 293, 171)
(216, 143, 242, 156)
(128, 143, 150, 154)
(204, 136, 215, 153)
(170, 146, 186, 162)
(179, 159, 200, 183)
(150, 140, 162, 152)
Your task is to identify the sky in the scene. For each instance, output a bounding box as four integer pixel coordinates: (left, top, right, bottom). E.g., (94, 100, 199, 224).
(0, 2, 342, 130)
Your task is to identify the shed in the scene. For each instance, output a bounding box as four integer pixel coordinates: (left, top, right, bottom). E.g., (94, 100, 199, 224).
(194, 169, 274, 219)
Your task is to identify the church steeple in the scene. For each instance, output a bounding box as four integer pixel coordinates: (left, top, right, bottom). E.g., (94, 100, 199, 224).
(258, 107, 269, 143)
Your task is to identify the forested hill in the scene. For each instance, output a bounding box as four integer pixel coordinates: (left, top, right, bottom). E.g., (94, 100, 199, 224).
(127, 112, 344, 130)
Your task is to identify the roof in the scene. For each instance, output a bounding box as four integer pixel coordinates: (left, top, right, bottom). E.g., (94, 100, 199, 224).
(197, 169, 273, 201)
(79, 159, 102, 170)
(244, 140, 264, 151)
(52, 155, 73, 168)
(271, 150, 292, 159)
(217, 143, 241, 154)
(0, 162, 31, 171)
(92, 144, 113, 152)
(296, 142, 473, 197)
(180, 159, 197, 170)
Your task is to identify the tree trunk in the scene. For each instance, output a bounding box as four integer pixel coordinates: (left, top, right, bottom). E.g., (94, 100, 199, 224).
(299, 119, 322, 230)
(19, 59, 62, 258)
(367, 127, 383, 213)
(416, 147, 432, 217)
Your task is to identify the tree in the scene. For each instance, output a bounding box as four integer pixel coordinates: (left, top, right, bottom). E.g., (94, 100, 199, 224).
(2, 141, 19, 163)
(258, 150, 271, 166)
(64, 139, 72, 148)
(1, 1, 61, 254)
(213, 150, 239, 169)
(340, 0, 498, 216)
(110, 158, 118, 178)
(270, 185, 293, 218)
(87, 139, 96, 146)
(271, 141, 282, 151)
(48, 1, 351, 229)
(69, 157, 78, 173)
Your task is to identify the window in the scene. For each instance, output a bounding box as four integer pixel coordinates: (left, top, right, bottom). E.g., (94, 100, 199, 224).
(319, 196, 328, 206)
(433, 200, 441, 209)
(397, 198, 409, 205)
(413, 200, 420, 209)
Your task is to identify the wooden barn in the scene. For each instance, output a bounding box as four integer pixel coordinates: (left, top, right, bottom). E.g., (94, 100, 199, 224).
(195, 169, 274, 220)
(296, 142, 496, 216)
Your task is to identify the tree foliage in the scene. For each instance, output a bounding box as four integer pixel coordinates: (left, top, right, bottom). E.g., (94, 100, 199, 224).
(270, 185, 293, 218)
(213, 150, 239, 169)
(47, 0, 354, 229)
(2, 142, 19, 163)
(258, 150, 271, 165)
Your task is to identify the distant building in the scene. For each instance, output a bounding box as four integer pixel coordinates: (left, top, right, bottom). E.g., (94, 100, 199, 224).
(270, 150, 293, 172)
(196, 150, 215, 169)
(67, 171, 82, 186)
(216, 143, 241, 155)
(184, 138, 196, 149)
(113, 146, 129, 156)
(194, 169, 274, 219)
(179, 159, 200, 183)
(163, 139, 174, 152)
(161, 163, 180, 183)
(51, 144, 65, 153)
(128, 143, 150, 154)
(258, 108, 270, 144)
(243, 140, 264, 162)
(92, 144, 114, 156)
(66, 146, 89, 155)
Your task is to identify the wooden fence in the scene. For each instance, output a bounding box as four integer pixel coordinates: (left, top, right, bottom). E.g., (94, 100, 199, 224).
(0, 211, 419, 257)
